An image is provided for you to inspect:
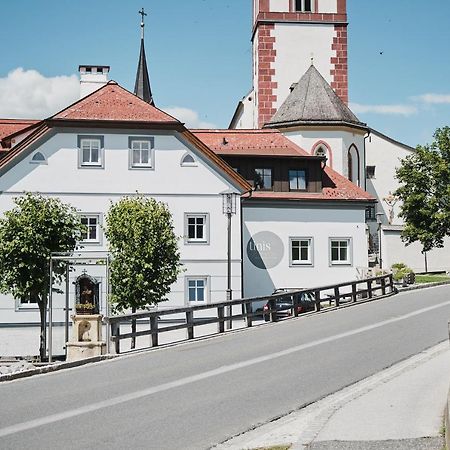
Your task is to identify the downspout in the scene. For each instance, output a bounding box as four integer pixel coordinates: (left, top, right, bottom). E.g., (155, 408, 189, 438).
(363, 130, 371, 191)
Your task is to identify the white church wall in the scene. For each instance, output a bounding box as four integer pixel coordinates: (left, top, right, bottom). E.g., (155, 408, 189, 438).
(272, 24, 335, 110)
(365, 130, 413, 225)
(242, 203, 368, 300)
(282, 128, 365, 181)
(0, 128, 243, 325)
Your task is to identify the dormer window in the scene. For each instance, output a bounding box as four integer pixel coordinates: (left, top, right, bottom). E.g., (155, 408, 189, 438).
(78, 136, 104, 168)
(289, 169, 307, 191)
(254, 168, 272, 190)
(295, 0, 313, 12)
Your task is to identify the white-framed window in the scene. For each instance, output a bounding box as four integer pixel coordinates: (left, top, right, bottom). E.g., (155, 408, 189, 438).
(30, 152, 47, 164)
(290, 237, 313, 266)
(289, 169, 307, 191)
(78, 135, 104, 168)
(295, 0, 313, 12)
(180, 152, 197, 167)
(80, 214, 101, 243)
(185, 213, 209, 244)
(186, 277, 208, 303)
(129, 137, 154, 169)
(330, 238, 352, 265)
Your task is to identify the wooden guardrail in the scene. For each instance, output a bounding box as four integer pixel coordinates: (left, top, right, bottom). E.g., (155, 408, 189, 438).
(106, 274, 395, 354)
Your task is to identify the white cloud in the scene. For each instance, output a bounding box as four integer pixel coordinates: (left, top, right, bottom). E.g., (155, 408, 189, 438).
(0, 68, 79, 119)
(349, 102, 418, 117)
(412, 93, 450, 105)
(163, 106, 216, 129)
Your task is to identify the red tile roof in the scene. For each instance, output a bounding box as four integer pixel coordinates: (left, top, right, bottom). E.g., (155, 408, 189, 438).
(0, 119, 39, 141)
(51, 81, 180, 124)
(192, 129, 310, 157)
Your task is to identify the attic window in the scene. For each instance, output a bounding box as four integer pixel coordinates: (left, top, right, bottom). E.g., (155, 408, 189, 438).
(30, 152, 46, 164)
(366, 166, 376, 179)
(181, 153, 197, 167)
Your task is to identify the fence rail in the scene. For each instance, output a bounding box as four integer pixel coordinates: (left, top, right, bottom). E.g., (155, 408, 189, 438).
(105, 274, 395, 354)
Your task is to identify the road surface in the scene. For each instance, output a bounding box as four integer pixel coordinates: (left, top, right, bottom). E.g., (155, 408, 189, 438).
(1, 285, 449, 449)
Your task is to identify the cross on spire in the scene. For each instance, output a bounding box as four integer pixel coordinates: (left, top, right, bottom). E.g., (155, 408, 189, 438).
(139, 7, 147, 39)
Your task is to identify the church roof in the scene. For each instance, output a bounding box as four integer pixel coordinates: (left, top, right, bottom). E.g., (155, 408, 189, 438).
(51, 81, 178, 124)
(192, 129, 311, 157)
(134, 39, 154, 105)
(267, 65, 367, 130)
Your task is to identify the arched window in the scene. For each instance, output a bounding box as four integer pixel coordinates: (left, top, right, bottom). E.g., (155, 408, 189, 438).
(181, 153, 196, 167)
(30, 152, 46, 164)
(311, 141, 332, 167)
(347, 144, 360, 186)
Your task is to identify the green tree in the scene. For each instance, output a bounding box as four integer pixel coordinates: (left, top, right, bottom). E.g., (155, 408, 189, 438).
(0, 193, 85, 360)
(105, 196, 182, 315)
(395, 126, 450, 252)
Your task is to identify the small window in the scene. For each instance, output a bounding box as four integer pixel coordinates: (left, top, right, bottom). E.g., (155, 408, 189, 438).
(289, 169, 307, 191)
(365, 205, 376, 221)
(366, 166, 376, 179)
(80, 215, 101, 243)
(187, 278, 207, 302)
(254, 168, 272, 190)
(129, 137, 154, 169)
(78, 136, 104, 168)
(181, 153, 196, 167)
(290, 238, 313, 265)
(185, 214, 209, 244)
(295, 0, 313, 12)
(330, 238, 352, 265)
(30, 152, 46, 164)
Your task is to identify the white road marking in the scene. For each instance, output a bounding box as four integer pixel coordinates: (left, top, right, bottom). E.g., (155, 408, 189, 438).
(1, 299, 450, 438)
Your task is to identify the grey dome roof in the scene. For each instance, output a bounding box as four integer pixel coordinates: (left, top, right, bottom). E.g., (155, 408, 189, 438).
(267, 65, 366, 130)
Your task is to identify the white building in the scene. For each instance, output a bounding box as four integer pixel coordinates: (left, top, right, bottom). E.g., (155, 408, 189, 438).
(0, 79, 250, 326)
(231, 0, 450, 273)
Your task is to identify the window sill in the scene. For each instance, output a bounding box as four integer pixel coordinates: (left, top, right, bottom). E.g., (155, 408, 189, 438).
(129, 165, 154, 170)
(290, 262, 313, 267)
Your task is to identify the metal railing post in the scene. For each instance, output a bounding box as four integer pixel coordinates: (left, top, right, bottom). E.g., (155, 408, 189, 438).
(352, 283, 357, 302)
(245, 301, 252, 327)
(186, 311, 194, 340)
(315, 291, 321, 312)
(218, 306, 225, 333)
(334, 287, 340, 307)
(150, 315, 158, 347)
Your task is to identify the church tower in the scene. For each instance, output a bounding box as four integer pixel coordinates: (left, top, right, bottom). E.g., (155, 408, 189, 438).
(242, 0, 348, 128)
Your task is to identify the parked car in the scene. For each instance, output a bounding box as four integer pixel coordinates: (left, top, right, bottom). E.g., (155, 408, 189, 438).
(263, 289, 315, 321)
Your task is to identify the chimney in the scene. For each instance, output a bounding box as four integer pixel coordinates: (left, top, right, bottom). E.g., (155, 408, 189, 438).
(78, 65, 110, 98)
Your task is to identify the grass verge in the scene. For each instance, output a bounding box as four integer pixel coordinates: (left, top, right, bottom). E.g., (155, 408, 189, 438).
(415, 274, 450, 284)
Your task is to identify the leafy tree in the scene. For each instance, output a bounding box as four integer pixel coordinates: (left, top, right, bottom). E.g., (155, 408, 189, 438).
(395, 126, 450, 252)
(0, 193, 85, 360)
(105, 196, 182, 315)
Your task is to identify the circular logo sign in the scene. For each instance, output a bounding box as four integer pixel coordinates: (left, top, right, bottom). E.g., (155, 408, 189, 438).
(247, 231, 284, 269)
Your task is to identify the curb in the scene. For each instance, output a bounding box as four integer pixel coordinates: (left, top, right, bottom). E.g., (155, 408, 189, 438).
(446, 388, 450, 450)
(397, 280, 450, 293)
(0, 354, 115, 383)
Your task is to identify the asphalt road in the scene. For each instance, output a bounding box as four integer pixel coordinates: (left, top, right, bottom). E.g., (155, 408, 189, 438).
(1, 285, 449, 450)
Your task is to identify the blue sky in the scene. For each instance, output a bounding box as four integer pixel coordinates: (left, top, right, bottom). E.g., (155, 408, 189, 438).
(0, 0, 448, 147)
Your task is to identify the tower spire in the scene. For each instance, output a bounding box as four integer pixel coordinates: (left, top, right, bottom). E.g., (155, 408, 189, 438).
(134, 7, 154, 105)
